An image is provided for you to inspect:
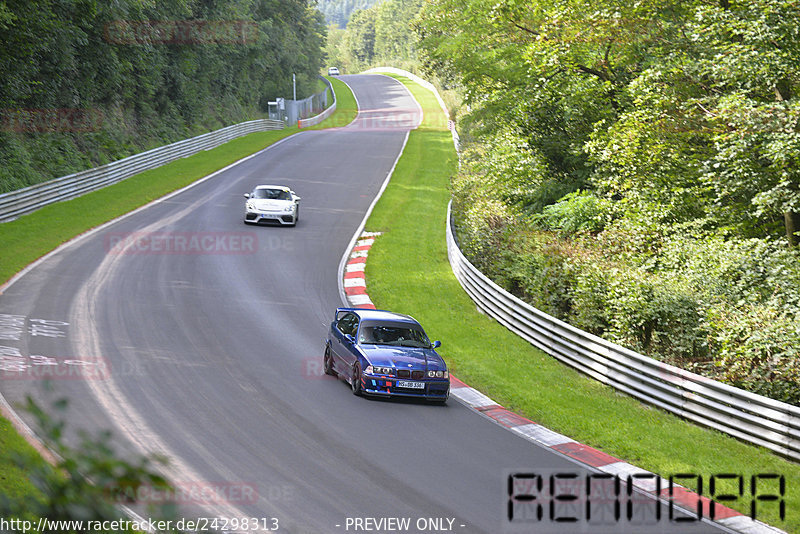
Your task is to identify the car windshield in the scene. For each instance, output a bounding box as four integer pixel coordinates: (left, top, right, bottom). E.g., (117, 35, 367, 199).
(253, 188, 291, 201)
(359, 325, 431, 348)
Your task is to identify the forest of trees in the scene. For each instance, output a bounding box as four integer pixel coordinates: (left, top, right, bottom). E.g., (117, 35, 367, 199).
(416, 0, 800, 404)
(0, 0, 326, 193)
(325, 0, 421, 73)
(317, 0, 380, 28)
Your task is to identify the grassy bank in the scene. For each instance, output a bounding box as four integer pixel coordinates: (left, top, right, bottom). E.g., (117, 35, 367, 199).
(0, 77, 356, 506)
(363, 73, 798, 533)
(0, 416, 45, 504)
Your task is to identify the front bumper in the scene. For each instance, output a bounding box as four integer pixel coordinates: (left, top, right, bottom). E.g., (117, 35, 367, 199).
(360, 374, 450, 401)
(244, 209, 296, 225)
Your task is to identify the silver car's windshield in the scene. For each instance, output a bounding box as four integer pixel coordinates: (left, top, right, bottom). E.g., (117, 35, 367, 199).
(253, 189, 291, 200)
(359, 325, 431, 348)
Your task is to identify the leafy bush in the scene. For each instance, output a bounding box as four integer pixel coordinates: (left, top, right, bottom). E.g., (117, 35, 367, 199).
(604, 270, 704, 363)
(534, 190, 614, 234)
(451, 195, 513, 275)
(704, 304, 800, 405)
(499, 245, 576, 319)
(453, 198, 800, 405)
(567, 261, 612, 335)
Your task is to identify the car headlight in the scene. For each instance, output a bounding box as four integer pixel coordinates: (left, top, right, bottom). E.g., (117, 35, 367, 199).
(283, 205, 294, 212)
(427, 370, 448, 379)
(369, 366, 393, 375)
(246, 202, 255, 210)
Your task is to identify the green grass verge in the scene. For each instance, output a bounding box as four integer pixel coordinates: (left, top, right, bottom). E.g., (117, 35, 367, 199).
(0, 128, 292, 284)
(0, 81, 357, 505)
(0, 416, 45, 503)
(364, 73, 799, 533)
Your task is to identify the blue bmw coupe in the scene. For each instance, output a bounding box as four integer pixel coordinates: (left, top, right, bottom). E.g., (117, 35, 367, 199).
(324, 308, 450, 403)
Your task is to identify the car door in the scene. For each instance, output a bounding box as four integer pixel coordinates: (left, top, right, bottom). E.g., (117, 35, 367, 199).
(340, 314, 361, 377)
(331, 312, 359, 376)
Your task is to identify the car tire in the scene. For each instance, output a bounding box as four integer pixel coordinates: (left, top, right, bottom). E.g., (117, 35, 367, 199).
(351, 362, 362, 396)
(324, 346, 337, 377)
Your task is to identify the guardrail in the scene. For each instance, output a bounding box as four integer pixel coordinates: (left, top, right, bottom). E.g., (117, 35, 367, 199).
(446, 201, 800, 461)
(0, 118, 284, 222)
(298, 76, 336, 128)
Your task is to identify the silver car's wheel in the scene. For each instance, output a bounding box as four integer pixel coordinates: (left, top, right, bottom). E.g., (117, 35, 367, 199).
(351, 362, 362, 396)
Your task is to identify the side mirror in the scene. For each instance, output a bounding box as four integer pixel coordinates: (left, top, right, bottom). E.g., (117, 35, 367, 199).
(432, 340, 441, 349)
(294, 196, 301, 202)
(243, 193, 251, 199)
(344, 334, 355, 344)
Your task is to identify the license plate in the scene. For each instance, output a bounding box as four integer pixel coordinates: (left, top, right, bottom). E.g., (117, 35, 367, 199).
(397, 380, 425, 389)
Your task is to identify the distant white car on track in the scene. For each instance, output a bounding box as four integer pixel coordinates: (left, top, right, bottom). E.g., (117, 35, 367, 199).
(328, 67, 340, 76)
(243, 185, 301, 226)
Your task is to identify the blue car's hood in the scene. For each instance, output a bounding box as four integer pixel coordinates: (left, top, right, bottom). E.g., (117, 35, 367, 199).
(360, 345, 446, 370)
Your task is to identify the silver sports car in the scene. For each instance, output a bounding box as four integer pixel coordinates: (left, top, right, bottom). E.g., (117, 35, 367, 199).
(243, 185, 301, 226)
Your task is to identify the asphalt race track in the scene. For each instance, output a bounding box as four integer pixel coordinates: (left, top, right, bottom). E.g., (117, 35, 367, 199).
(0, 75, 725, 534)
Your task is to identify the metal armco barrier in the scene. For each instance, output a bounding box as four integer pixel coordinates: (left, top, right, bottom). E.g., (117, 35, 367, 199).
(0, 118, 284, 222)
(446, 201, 800, 461)
(298, 77, 336, 128)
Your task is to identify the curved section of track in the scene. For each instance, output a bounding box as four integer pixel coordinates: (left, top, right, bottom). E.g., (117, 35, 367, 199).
(0, 75, 721, 533)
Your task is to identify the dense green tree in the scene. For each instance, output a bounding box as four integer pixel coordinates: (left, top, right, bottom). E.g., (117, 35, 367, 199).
(413, 0, 800, 404)
(373, 0, 421, 63)
(691, 1, 800, 244)
(324, 0, 423, 73)
(418, 0, 800, 245)
(0, 0, 327, 193)
(343, 8, 377, 65)
(317, 0, 381, 28)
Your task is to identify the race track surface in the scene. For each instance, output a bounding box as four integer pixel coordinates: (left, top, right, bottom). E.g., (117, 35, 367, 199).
(0, 75, 723, 534)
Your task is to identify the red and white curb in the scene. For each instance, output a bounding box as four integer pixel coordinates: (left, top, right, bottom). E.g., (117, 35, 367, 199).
(343, 232, 382, 309)
(339, 233, 787, 534)
(449, 374, 785, 533)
